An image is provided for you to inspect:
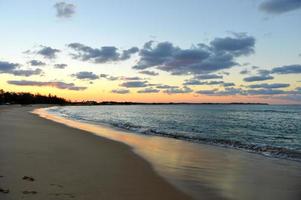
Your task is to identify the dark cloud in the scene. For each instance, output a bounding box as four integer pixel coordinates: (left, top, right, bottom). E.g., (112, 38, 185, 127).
(183, 80, 225, 86)
(137, 88, 160, 93)
(195, 89, 218, 95)
(139, 70, 159, 76)
(183, 79, 203, 85)
(111, 88, 130, 94)
(28, 60, 46, 66)
(120, 47, 139, 60)
(259, 0, 301, 14)
(0, 61, 19, 72)
(210, 34, 255, 56)
(26, 45, 60, 59)
(243, 75, 274, 82)
(54, 2, 76, 18)
(248, 83, 290, 89)
(163, 86, 193, 94)
(133, 34, 255, 75)
(54, 63, 67, 69)
(194, 74, 223, 79)
(120, 81, 148, 88)
(68, 43, 138, 63)
(222, 82, 235, 87)
(72, 71, 98, 80)
(121, 76, 143, 81)
(0, 61, 42, 77)
(7, 80, 86, 91)
(246, 89, 286, 95)
(271, 64, 301, 74)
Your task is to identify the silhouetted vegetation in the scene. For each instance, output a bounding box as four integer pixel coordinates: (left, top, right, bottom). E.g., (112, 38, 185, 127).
(0, 89, 70, 105)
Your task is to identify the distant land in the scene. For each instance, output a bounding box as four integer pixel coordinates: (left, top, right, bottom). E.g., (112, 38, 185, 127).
(0, 89, 268, 106)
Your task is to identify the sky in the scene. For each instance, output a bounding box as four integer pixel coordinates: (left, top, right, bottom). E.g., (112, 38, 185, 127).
(0, 0, 301, 104)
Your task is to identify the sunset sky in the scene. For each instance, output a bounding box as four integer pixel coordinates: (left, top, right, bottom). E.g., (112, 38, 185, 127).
(0, 0, 301, 104)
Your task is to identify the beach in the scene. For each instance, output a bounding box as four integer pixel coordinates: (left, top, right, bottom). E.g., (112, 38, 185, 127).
(0, 105, 191, 200)
(1, 105, 301, 200)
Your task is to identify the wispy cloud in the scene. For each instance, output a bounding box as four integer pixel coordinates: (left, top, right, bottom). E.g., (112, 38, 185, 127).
(7, 80, 86, 91)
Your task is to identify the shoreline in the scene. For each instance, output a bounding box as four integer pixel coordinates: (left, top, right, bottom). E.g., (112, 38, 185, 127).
(0, 105, 192, 200)
(34, 105, 301, 200)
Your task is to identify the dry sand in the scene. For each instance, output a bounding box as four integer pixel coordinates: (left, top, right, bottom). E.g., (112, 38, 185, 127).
(0, 105, 191, 200)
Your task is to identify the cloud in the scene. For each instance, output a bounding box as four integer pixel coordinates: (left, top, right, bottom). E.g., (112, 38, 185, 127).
(194, 74, 223, 79)
(121, 76, 143, 81)
(54, 2, 76, 18)
(72, 71, 99, 80)
(271, 64, 301, 74)
(246, 89, 286, 95)
(120, 47, 139, 60)
(163, 86, 193, 94)
(183, 80, 225, 86)
(7, 80, 86, 91)
(133, 34, 255, 75)
(28, 60, 46, 66)
(111, 88, 130, 94)
(183, 79, 203, 85)
(0, 61, 42, 77)
(54, 63, 67, 69)
(139, 70, 159, 76)
(137, 88, 160, 93)
(210, 34, 255, 56)
(248, 83, 290, 89)
(240, 69, 250, 75)
(154, 84, 179, 89)
(222, 82, 235, 87)
(68, 43, 138, 63)
(0, 61, 19, 72)
(196, 88, 242, 96)
(99, 74, 119, 81)
(259, 0, 301, 14)
(243, 75, 274, 82)
(195, 89, 218, 95)
(10, 69, 43, 77)
(25, 45, 60, 59)
(120, 81, 148, 88)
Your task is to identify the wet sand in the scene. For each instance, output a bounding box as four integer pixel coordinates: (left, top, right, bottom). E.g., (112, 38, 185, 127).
(0, 105, 191, 200)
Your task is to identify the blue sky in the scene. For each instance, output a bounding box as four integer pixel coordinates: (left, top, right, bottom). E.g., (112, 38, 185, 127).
(0, 0, 301, 103)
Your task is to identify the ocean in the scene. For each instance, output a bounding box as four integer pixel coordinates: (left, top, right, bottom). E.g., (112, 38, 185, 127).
(41, 104, 301, 200)
(46, 104, 301, 161)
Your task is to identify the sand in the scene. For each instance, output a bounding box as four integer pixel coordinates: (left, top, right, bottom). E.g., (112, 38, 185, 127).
(0, 105, 191, 200)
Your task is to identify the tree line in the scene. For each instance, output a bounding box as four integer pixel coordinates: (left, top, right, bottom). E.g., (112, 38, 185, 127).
(0, 89, 70, 105)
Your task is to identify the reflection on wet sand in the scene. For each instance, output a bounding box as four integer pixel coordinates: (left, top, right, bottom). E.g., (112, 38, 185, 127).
(34, 108, 301, 200)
